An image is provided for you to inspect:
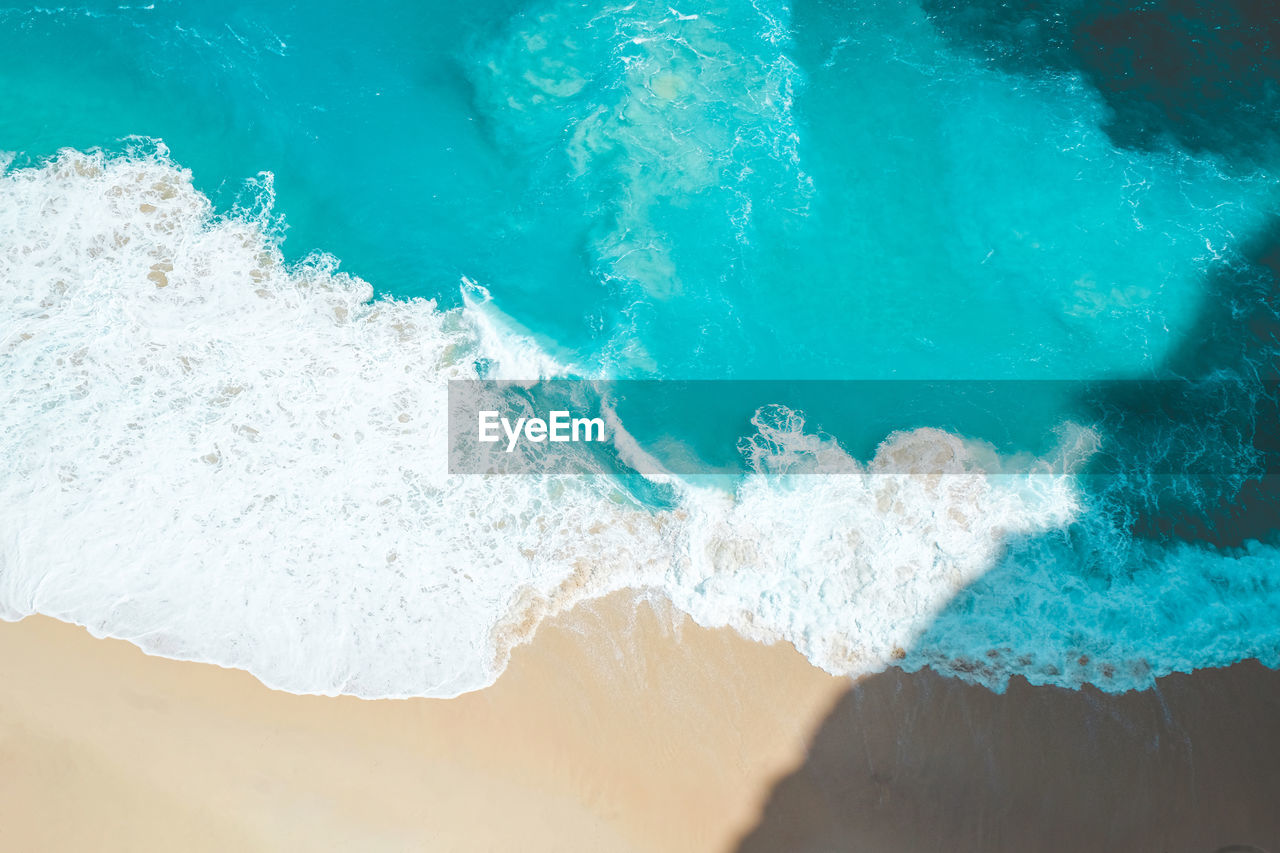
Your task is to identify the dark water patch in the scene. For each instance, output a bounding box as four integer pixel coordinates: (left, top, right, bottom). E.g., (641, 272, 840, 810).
(887, 220, 1280, 690)
(1077, 219, 1280, 550)
(921, 0, 1280, 165)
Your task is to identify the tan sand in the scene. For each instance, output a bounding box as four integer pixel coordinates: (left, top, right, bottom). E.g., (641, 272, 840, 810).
(0, 592, 846, 853)
(5, 590, 1280, 853)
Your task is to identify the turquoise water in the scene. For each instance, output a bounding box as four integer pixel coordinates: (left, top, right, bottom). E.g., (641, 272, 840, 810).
(4, 0, 1271, 383)
(3, 0, 1280, 695)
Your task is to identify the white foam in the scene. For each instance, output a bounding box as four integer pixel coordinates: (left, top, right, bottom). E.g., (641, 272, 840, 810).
(5, 147, 1274, 698)
(663, 413, 1089, 676)
(0, 148, 673, 697)
(460, 278, 577, 380)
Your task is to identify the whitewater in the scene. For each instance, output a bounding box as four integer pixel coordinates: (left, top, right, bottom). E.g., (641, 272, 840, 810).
(3, 146, 1278, 698)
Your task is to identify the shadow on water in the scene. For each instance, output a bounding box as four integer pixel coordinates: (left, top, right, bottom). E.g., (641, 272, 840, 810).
(1062, 213, 1280, 553)
(920, 0, 1280, 165)
(734, 2, 1280, 849)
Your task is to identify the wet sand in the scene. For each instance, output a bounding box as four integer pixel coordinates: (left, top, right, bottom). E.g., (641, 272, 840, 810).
(3, 591, 1279, 852)
(0, 592, 845, 852)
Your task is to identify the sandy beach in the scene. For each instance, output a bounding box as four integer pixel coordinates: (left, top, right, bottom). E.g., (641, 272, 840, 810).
(0, 592, 845, 852)
(740, 660, 1280, 852)
(3, 591, 1279, 852)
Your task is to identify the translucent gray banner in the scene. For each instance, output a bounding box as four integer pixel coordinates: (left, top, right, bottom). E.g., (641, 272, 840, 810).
(446, 379, 1279, 478)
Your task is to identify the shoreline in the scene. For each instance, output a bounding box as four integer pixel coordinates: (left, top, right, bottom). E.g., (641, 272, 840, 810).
(3, 593, 1279, 851)
(0, 592, 845, 852)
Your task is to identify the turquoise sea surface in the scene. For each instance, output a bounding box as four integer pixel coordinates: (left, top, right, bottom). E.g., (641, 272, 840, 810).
(2, 0, 1279, 696)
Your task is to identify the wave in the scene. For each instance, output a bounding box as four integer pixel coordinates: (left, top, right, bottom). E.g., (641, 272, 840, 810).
(3, 146, 1278, 697)
(0, 146, 671, 697)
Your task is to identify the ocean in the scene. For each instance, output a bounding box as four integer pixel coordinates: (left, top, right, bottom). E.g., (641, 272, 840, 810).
(2, 0, 1279, 697)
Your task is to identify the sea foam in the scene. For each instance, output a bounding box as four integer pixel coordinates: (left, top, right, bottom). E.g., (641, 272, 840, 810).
(3, 147, 1278, 697)
(0, 147, 672, 697)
